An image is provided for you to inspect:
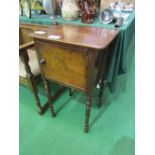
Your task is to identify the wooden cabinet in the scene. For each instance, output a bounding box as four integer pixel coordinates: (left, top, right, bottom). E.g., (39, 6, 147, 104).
(30, 24, 119, 132)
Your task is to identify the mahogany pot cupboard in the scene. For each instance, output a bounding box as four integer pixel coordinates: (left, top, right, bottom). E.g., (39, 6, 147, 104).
(29, 24, 119, 132)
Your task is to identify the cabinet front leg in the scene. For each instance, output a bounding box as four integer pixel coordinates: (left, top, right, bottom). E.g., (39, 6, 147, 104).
(36, 45, 56, 117)
(43, 79, 56, 117)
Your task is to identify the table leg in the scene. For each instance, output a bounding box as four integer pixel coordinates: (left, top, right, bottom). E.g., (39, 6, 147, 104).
(69, 88, 73, 96)
(35, 44, 56, 117)
(20, 51, 43, 115)
(38, 59, 56, 117)
(98, 79, 105, 107)
(42, 78, 56, 117)
(84, 96, 91, 133)
(27, 74, 43, 115)
(96, 48, 109, 107)
(84, 49, 96, 133)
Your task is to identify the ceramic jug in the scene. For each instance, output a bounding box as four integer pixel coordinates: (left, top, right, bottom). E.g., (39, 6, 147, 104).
(61, 0, 80, 21)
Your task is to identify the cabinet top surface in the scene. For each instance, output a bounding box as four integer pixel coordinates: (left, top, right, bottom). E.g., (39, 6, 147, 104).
(29, 24, 119, 49)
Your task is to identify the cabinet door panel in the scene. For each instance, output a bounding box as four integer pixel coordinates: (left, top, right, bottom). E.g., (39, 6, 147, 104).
(37, 41, 86, 90)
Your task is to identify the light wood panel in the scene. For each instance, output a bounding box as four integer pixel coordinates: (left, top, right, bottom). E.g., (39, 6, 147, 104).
(36, 41, 86, 90)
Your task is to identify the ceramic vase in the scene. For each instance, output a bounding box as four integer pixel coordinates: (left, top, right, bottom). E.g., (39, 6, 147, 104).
(61, 0, 80, 21)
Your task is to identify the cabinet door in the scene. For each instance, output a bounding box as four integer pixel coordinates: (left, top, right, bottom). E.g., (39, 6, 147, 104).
(36, 41, 87, 91)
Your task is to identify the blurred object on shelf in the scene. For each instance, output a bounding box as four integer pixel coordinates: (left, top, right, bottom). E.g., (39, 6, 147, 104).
(19, 0, 45, 18)
(100, 0, 135, 12)
(113, 11, 129, 20)
(100, 0, 115, 11)
(99, 8, 113, 24)
(99, 0, 134, 25)
(121, 3, 134, 11)
(61, 0, 80, 21)
(115, 16, 123, 27)
(109, 1, 134, 11)
(96, 0, 101, 8)
(80, 0, 97, 24)
(42, 0, 59, 19)
(99, 1, 134, 26)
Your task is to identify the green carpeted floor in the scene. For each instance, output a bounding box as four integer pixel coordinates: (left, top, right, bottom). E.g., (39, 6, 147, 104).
(19, 36, 135, 155)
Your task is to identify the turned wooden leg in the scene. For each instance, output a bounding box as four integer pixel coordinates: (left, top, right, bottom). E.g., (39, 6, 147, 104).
(20, 52, 43, 115)
(37, 55, 56, 117)
(43, 79, 56, 117)
(69, 88, 73, 96)
(97, 48, 108, 107)
(98, 79, 104, 107)
(84, 49, 96, 133)
(84, 96, 91, 133)
(26, 73, 43, 115)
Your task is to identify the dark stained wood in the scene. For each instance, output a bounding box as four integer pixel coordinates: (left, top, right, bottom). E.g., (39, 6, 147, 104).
(42, 76, 56, 117)
(40, 86, 66, 115)
(98, 79, 104, 107)
(29, 24, 119, 49)
(84, 49, 96, 133)
(97, 48, 109, 107)
(69, 88, 73, 96)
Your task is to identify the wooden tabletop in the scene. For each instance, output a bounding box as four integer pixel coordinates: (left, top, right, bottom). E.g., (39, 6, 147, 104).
(29, 24, 119, 50)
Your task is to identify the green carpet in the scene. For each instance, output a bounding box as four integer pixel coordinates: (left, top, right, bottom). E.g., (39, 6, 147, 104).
(19, 36, 135, 155)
